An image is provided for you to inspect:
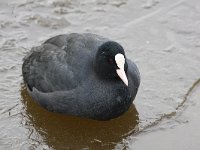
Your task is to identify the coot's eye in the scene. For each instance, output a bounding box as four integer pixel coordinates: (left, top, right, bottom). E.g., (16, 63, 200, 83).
(108, 58, 113, 64)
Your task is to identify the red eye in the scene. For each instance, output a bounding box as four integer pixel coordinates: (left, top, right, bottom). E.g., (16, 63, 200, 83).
(108, 58, 113, 64)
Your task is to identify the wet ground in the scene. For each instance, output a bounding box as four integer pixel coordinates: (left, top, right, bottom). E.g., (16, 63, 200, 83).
(0, 0, 200, 149)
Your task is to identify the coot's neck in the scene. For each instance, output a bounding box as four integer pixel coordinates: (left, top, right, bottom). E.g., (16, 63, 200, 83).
(94, 62, 119, 80)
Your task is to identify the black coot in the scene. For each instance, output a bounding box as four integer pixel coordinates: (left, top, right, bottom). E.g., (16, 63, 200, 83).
(22, 33, 140, 120)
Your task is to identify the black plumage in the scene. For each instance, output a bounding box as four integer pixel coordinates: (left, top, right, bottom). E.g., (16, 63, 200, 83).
(22, 33, 140, 120)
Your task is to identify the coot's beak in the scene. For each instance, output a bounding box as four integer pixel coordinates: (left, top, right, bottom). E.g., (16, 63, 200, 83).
(116, 68, 128, 86)
(115, 53, 128, 86)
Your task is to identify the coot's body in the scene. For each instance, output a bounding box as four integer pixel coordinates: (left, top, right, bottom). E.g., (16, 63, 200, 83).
(22, 33, 140, 120)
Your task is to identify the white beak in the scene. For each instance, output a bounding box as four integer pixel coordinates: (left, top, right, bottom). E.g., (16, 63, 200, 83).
(115, 53, 128, 86)
(116, 68, 128, 86)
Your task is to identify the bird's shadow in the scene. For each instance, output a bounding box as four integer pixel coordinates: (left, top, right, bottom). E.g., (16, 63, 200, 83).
(20, 84, 139, 150)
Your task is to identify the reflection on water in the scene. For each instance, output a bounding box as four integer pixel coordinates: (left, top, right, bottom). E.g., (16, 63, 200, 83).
(20, 85, 139, 150)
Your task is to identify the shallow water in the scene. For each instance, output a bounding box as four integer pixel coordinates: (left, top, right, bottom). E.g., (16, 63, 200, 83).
(0, 0, 200, 149)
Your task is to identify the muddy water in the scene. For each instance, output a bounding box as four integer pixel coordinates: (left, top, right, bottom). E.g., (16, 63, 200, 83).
(128, 79, 200, 150)
(0, 0, 200, 149)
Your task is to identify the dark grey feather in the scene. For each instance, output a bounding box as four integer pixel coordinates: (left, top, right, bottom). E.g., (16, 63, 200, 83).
(22, 33, 140, 120)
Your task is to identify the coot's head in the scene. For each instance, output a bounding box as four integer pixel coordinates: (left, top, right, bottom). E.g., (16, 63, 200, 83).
(95, 41, 128, 86)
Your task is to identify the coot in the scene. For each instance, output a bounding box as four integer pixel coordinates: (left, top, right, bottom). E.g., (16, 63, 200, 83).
(22, 33, 140, 120)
